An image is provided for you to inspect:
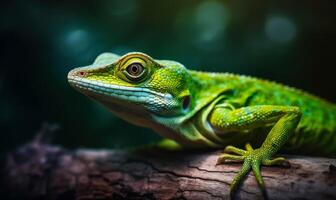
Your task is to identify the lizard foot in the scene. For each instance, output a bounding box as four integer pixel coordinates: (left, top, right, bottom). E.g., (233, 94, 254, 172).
(217, 143, 286, 199)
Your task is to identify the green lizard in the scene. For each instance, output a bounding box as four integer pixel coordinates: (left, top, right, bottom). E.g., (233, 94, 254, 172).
(68, 52, 336, 198)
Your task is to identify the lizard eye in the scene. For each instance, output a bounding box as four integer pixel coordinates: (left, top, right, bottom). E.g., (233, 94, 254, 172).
(124, 63, 146, 81)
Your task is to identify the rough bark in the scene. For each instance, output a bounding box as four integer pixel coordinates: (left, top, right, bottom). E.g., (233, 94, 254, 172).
(3, 140, 336, 200)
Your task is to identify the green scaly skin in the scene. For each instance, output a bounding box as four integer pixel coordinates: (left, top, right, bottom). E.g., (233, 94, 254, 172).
(68, 52, 336, 198)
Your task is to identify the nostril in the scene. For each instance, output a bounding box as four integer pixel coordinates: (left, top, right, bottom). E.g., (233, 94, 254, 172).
(77, 71, 88, 77)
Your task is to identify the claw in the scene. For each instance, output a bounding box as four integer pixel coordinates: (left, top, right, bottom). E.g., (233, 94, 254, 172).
(245, 143, 254, 151)
(224, 145, 247, 155)
(251, 161, 264, 190)
(252, 161, 269, 199)
(230, 161, 251, 198)
(218, 144, 287, 199)
(263, 157, 285, 166)
(217, 154, 244, 164)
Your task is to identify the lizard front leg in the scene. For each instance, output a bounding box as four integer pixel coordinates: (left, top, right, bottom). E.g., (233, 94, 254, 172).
(209, 105, 302, 198)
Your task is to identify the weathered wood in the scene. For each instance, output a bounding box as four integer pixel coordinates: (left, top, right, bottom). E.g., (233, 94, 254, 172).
(4, 141, 336, 200)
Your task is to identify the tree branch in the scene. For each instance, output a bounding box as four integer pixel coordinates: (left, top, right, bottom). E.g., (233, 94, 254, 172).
(4, 141, 336, 200)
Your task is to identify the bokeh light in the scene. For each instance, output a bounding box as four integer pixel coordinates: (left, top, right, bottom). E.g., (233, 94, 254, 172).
(65, 29, 90, 54)
(265, 16, 297, 43)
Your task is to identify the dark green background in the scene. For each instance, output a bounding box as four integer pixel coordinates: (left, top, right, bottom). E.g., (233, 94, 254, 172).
(1, 0, 335, 154)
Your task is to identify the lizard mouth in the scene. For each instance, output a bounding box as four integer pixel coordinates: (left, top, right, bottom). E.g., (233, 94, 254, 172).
(67, 76, 172, 105)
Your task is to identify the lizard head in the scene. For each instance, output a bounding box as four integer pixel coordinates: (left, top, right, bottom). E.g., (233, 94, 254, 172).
(68, 52, 194, 126)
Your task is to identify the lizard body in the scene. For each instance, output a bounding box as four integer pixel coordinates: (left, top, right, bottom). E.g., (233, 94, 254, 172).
(68, 52, 336, 197)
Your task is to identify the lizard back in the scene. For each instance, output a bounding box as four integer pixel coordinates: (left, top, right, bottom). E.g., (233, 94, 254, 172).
(189, 70, 336, 155)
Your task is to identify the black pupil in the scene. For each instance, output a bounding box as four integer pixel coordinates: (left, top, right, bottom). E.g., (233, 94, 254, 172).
(128, 63, 142, 76)
(131, 65, 138, 73)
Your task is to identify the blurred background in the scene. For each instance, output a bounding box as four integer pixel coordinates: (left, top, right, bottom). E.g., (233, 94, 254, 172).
(0, 0, 335, 155)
